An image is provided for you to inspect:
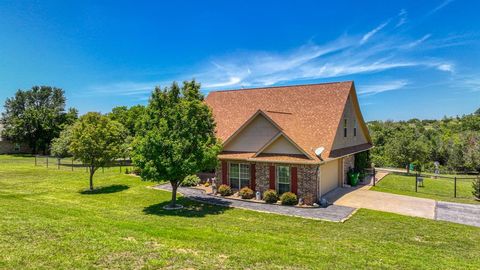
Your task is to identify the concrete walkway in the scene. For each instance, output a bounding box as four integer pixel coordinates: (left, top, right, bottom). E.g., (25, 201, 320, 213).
(154, 184, 356, 222)
(324, 185, 436, 219)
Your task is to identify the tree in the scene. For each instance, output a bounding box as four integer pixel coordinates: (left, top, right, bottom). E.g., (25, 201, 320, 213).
(132, 80, 221, 208)
(474, 107, 480, 116)
(50, 127, 73, 158)
(1, 86, 78, 154)
(69, 112, 127, 191)
(108, 105, 146, 136)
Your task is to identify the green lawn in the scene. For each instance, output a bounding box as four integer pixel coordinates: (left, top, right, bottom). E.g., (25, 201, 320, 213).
(372, 173, 480, 205)
(1, 156, 479, 269)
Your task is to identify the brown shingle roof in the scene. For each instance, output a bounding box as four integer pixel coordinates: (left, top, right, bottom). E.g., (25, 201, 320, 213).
(205, 81, 368, 161)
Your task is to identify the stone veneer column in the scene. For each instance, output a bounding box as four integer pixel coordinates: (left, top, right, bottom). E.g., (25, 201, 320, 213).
(254, 162, 270, 193)
(296, 164, 320, 205)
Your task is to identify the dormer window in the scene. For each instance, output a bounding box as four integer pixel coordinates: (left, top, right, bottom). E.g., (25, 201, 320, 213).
(343, 118, 347, 137)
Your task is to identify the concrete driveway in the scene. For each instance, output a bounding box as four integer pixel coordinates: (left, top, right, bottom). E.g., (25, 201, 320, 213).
(324, 185, 436, 219)
(436, 201, 480, 227)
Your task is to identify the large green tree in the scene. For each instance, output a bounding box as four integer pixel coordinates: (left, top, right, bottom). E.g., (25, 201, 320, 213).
(108, 105, 146, 136)
(1, 86, 77, 154)
(132, 80, 221, 208)
(68, 112, 127, 191)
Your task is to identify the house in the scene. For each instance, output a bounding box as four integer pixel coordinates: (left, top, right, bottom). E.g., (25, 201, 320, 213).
(205, 81, 372, 204)
(0, 124, 30, 154)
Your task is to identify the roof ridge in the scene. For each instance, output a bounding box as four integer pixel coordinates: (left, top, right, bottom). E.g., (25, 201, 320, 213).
(208, 80, 353, 93)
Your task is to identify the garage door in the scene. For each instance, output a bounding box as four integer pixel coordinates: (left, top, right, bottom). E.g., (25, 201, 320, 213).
(320, 159, 339, 195)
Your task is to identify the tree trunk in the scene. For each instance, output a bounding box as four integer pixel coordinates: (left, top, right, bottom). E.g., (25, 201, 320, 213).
(170, 180, 178, 207)
(89, 166, 95, 191)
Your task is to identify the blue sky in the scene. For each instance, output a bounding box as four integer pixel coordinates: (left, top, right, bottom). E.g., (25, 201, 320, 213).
(0, 0, 479, 120)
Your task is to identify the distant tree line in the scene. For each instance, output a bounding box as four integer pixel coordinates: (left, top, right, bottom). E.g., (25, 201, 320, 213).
(1, 86, 78, 154)
(368, 109, 480, 173)
(1, 82, 220, 206)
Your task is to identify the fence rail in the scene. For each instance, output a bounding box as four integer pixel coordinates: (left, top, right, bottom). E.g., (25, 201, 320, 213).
(34, 155, 133, 173)
(369, 167, 479, 200)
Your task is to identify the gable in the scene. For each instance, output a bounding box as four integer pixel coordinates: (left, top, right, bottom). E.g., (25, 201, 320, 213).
(331, 94, 369, 151)
(205, 81, 362, 160)
(223, 113, 280, 152)
(261, 134, 304, 155)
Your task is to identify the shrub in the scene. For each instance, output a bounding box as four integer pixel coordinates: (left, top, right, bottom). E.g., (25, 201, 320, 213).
(280, 192, 298, 206)
(473, 177, 480, 200)
(182, 175, 200, 187)
(218, 184, 233, 196)
(204, 182, 210, 187)
(263, 189, 278, 204)
(239, 187, 254, 199)
(132, 167, 141, 175)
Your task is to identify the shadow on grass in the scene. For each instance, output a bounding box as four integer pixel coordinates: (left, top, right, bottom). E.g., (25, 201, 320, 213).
(80, 184, 130, 195)
(143, 197, 232, 218)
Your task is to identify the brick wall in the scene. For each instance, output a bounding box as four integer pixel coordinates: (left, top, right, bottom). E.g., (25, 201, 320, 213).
(216, 160, 320, 205)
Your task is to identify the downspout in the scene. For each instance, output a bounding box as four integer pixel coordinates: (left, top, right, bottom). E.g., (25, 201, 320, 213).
(316, 164, 321, 203)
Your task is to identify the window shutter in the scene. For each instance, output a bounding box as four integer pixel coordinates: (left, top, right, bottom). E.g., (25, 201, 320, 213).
(269, 165, 276, 190)
(251, 164, 256, 190)
(291, 167, 298, 194)
(222, 161, 228, 185)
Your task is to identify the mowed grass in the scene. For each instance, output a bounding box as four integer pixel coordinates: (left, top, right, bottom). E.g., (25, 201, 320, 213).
(0, 156, 479, 269)
(372, 173, 480, 205)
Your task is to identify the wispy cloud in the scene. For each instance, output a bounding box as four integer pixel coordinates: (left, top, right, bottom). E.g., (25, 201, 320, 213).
(89, 12, 469, 97)
(396, 9, 408, 27)
(361, 21, 389, 44)
(437, 63, 454, 72)
(359, 80, 409, 95)
(427, 0, 455, 16)
(405, 34, 432, 48)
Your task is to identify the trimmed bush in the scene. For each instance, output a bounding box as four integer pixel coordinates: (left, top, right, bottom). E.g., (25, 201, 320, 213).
(280, 192, 298, 206)
(239, 187, 254, 199)
(218, 184, 233, 196)
(182, 175, 200, 187)
(263, 189, 278, 204)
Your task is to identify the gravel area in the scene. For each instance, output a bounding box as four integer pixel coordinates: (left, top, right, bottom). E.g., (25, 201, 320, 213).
(154, 184, 356, 222)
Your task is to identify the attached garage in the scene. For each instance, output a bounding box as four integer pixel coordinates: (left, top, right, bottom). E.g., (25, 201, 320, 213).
(320, 159, 340, 196)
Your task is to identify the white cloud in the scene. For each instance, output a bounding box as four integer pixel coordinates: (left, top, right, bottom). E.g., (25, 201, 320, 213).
(437, 64, 454, 72)
(361, 21, 389, 44)
(396, 9, 408, 27)
(405, 34, 432, 48)
(88, 16, 470, 96)
(359, 80, 409, 95)
(427, 0, 455, 16)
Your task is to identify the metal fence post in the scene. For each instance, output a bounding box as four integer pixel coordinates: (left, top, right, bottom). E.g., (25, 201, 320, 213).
(454, 177, 457, 198)
(373, 167, 376, 186)
(71, 158, 74, 171)
(415, 172, 418, 192)
(35, 155, 37, 166)
(57, 158, 60, 169)
(46, 156, 49, 168)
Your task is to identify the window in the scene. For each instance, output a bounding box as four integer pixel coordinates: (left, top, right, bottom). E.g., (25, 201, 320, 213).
(276, 165, 291, 194)
(229, 163, 250, 189)
(353, 119, 357, 137)
(343, 118, 348, 137)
